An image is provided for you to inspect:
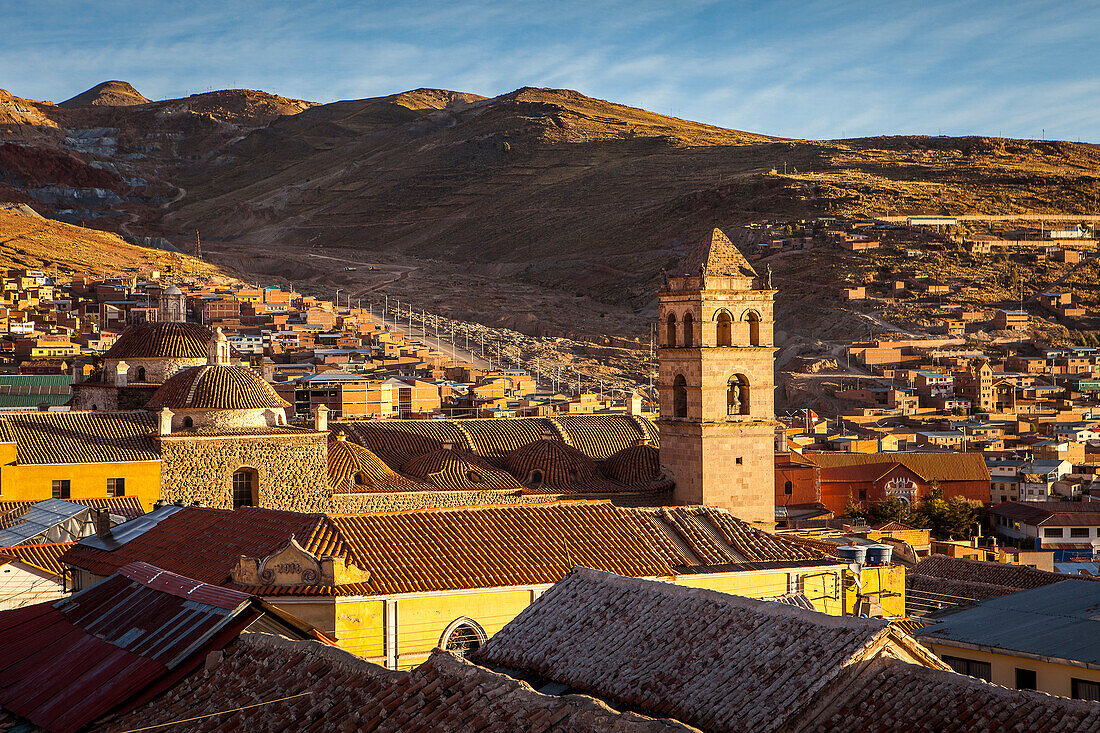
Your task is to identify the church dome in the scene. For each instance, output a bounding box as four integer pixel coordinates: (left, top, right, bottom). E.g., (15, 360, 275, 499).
(504, 436, 599, 487)
(327, 435, 421, 493)
(146, 364, 288, 410)
(601, 442, 662, 485)
(104, 322, 212, 360)
(400, 445, 522, 490)
(163, 285, 183, 295)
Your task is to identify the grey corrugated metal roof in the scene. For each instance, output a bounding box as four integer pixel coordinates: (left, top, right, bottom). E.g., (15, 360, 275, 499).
(0, 498, 89, 546)
(915, 580, 1100, 665)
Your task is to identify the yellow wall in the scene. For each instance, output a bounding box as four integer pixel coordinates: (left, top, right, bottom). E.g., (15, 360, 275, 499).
(0, 445, 162, 510)
(674, 569, 845, 616)
(848, 565, 906, 617)
(335, 599, 385, 660)
(923, 641, 1100, 699)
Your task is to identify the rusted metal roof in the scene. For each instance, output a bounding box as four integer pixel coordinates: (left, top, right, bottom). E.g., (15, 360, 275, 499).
(0, 561, 260, 733)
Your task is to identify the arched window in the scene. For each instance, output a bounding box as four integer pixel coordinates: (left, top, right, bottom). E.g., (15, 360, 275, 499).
(439, 618, 487, 657)
(666, 313, 677, 348)
(136, 366, 146, 382)
(784, 480, 793, 495)
(232, 468, 258, 508)
(354, 472, 367, 486)
(716, 311, 733, 347)
(682, 311, 694, 347)
(182, 416, 194, 429)
(728, 374, 750, 416)
(91, 404, 98, 411)
(466, 471, 483, 484)
(528, 469, 544, 487)
(745, 310, 762, 347)
(673, 374, 688, 418)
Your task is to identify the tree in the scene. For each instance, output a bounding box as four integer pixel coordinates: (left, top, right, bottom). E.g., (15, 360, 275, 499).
(911, 484, 980, 539)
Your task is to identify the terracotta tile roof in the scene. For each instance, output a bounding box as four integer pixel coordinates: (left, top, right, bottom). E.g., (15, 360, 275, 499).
(602, 442, 662, 485)
(331, 502, 673, 595)
(62, 507, 358, 584)
(0, 496, 144, 529)
(0, 411, 157, 464)
(806, 451, 990, 483)
(624, 506, 826, 567)
(504, 437, 600, 487)
(909, 554, 1085, 592)
(146, 364, 289, 410)
(473, 568, 932, 733)
(326, 436, 424, 493)
(334, 414, 658, 469)
(101, 633, 691, 733)
(802, 656, 1100, 733)
(991, 500, 1100, 526)
(680, 227, 757, 278)
(552, 414, 655, 459)
(399, 445, 524, 490)
(1, 542, 73, 578)
(102, 321, 213, 360)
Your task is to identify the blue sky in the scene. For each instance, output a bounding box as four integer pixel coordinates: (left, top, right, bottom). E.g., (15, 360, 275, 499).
(3, 0, 1098, 140)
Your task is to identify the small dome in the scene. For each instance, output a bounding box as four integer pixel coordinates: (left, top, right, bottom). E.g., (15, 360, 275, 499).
(602, 443, 662, 485)
(328, 436, 421, 493)
(163, 285, 183, 295)
(104, 322, 212, 360)
(400, 445, 522, 490)
(147, 364, 289, 410)
(505, 437, 599, 487)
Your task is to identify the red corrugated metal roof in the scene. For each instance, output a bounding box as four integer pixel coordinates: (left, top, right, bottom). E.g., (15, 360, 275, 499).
(0, 563, 261, 733)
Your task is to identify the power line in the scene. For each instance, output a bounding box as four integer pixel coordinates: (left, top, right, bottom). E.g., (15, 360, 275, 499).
(114, 691, 313, 733)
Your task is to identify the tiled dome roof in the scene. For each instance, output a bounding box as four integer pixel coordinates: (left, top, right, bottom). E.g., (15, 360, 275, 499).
(327, 436, 422, 493)
(104, 322, 212, 360)
(146, 365, 289, 410)
(400, 445, 523, 490)
(602, 443, 662, 485)
(504, 437, 599, 487)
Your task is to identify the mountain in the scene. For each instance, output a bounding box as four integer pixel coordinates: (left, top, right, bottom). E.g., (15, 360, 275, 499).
(60, 81, 150, 108)
(0, 82, 1098, 338)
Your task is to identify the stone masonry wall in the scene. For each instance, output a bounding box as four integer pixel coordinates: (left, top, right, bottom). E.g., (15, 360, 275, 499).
(158, 432, 330, 512)
(328, 489, 672, 513)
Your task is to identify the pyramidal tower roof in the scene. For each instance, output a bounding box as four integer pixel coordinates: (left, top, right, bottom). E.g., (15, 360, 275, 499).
(680, 228, 757, 278)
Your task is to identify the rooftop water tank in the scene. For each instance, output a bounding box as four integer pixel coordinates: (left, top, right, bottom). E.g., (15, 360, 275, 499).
(864, 544, 894, 566)
(836, 545, 867, 565)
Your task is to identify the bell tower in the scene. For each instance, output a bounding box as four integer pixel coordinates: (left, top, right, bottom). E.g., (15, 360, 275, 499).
(658, 228, 777, 527)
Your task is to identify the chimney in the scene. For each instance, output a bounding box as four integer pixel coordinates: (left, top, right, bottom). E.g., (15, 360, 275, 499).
(114, 360, 128, 387)
(37, 401, 50, 412)
(72, 362, 82, 383)
(627, 391, 643, 416)
(158, 407, 174, 436)
(313, 403, 329, 432)
(95, 508, 112, 537)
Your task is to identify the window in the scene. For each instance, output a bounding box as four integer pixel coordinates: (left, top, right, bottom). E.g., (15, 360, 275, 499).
(858, 489, 867, 501)
(440, 618, 487, 657)
(1015, 668, 1037, 690)
(136, 366, 146, 382)
(528, 469, 543, 487)
(1044, 527, 1064, 538)
(182, 416, 194, 428)
(784, 480, 793, 495)
(942, 655, 992, 682)
(682, 311, 694, 347)
(353, 472, 367, 486)
(716, 311, 733, 347)
(745, 310, 761, 346)
(107, 478, 125, 497)
(232, 468, 257, 508)
(466, 471, 483, 484)
(1071, 527, 1090, 538)
(1073, 678, 1100, 701)
(673, 375, 688, 418)
(666, 313, 677, 348)
(736, 457, 743, 465)
(52, 480, 70, 500)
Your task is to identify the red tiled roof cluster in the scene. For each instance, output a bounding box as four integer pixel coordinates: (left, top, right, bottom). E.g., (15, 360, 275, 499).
(102, 321, 213, 360)
(400, 445, 523, 490)
(0, 542, 73, 578)
(806, 451, 991, 483)
(147, 364, 289, 410)
(326, 437, 422, 493)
